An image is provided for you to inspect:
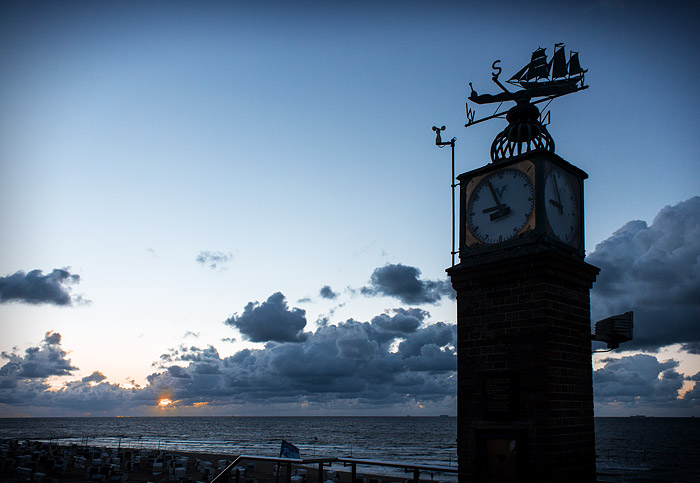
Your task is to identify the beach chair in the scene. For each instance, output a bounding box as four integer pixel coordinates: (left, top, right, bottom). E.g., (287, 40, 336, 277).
(33, 471, 47, 482)
(109, 470, 125, 482)
(87, 467, 103, 482)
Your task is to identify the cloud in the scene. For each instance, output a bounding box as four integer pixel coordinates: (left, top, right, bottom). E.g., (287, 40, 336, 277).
(366, 308, 427, 345)
(0, 333, 146, 414)
(167, 366, 192, 379)
(0, 268, 84, 306)
(195, 251, 233, 270)
(0, 308, 458, 415)
(398, 321, 455, 358)
(361, 264, 455, 305)
(588, 197, 700, 351)
(224, 292, 309, 343)
(319, 285, 338, 300)
(593, 354, 698, 414)
(0, 331, 78, 380)
(681, 341, 700, 354)
(146, 309, 456, 410)
(82, 371, 107, 383)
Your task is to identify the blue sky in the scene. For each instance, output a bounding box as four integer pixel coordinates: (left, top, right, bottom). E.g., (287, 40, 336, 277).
(1, 0, 699, 417)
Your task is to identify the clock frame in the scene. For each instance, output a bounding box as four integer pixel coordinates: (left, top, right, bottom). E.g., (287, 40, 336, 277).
(457, 152, 586, 260)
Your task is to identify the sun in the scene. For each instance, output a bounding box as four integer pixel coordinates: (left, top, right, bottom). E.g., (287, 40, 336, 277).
(158, 398, 173, 408)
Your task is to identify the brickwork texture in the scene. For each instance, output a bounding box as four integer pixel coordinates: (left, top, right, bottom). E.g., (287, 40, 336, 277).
(449, 249, 599, 483)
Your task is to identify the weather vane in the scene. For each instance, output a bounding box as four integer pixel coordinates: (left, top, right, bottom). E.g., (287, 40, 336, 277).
(432, 44, 588, 264)
(465, 43, 588, 129)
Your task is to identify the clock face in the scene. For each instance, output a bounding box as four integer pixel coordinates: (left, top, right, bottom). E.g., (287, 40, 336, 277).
(467, 168, 535, 244)
(544, 168, 578, 243)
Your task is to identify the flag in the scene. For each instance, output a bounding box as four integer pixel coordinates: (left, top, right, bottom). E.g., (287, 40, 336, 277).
(280, 440, 301, 459)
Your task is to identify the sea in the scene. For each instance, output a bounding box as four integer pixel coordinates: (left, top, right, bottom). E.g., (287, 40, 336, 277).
(1, 417, 698, 482)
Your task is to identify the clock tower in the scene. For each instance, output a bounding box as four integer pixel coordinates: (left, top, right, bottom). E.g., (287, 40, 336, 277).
(446, 46, 598, 483)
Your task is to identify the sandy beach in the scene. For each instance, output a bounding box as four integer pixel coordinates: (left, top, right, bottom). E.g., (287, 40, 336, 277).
(1, 440, 444, 483)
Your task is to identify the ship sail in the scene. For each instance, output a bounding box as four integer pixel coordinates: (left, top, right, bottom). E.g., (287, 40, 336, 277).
(568, 51, 587, 76)
(526, 47, 549, 81)
(500, 44, 587, 95)
(551, 44, 567, 79)
(509, 64, 529, 83)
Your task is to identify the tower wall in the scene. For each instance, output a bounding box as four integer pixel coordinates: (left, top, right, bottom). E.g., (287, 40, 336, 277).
(449, 249, 599, 482)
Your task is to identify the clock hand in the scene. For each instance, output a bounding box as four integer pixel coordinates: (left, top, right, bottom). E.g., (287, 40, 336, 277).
(551, 174, 563, 214)
(490, 206, 512, 221)
(549, 199, 563, 211)
(486, 181, 501, 205)
(482, 203, 506, 214)
(485, 181, 511, 219)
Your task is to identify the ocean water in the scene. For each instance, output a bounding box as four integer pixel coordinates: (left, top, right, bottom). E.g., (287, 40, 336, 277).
(1, 417, 699, 482)
(594, 417, 700, 482)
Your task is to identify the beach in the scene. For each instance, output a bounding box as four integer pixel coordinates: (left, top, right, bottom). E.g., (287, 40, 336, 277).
(0, 440, 447, 483)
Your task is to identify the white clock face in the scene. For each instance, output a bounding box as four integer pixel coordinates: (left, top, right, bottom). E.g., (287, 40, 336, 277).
(467, 168, 534, 244)
(544, 168, 577, 243)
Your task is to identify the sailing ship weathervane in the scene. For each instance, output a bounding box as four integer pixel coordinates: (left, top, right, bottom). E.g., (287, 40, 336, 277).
(466, 44, 588, 162)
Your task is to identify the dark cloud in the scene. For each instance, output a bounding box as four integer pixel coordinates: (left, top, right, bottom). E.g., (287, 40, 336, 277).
(319, 285, 338, 299)
(398, 321, 455, 358)
(195, 251, 233, 270)
(0, 331, 78, 379)
(144, 308, 456, 411)
(224, 292, 309, 343)
(681, 341, 700, 354)
(167, 366, 192, 379)
(0, 308, 458, 415)
(361, 264, 455, 304)
(0, 268, 84, 306)
(0, 333, 143, 412)
(161, 345, 222, 364)
(589, 197, 700, 351)
(82, 371, 107, 383)
(372, 308, 426, 333)
(366, 308, 427, 345)
(593, 354, 698, 413)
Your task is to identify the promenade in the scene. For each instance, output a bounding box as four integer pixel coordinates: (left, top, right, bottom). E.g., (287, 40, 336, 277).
(0, 440, 446, 483)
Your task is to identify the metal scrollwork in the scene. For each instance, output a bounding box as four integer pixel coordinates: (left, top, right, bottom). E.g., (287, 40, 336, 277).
(491, 60, 502, 80)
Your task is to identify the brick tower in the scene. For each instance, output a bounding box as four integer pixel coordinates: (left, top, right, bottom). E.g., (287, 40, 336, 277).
(447, 100, 598, 482)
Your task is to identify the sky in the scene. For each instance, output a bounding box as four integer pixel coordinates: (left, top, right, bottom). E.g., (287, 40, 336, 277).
(0, 0, 698, 417)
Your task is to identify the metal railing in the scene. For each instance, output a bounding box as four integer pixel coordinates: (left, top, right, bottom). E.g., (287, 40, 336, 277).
(211, 454, 458, 483)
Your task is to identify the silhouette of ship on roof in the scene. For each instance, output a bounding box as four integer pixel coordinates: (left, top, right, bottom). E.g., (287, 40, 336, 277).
(469, 44, 587, 105)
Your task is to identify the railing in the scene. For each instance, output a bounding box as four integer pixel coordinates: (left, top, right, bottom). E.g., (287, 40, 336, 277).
(211, 455, 458, 483)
